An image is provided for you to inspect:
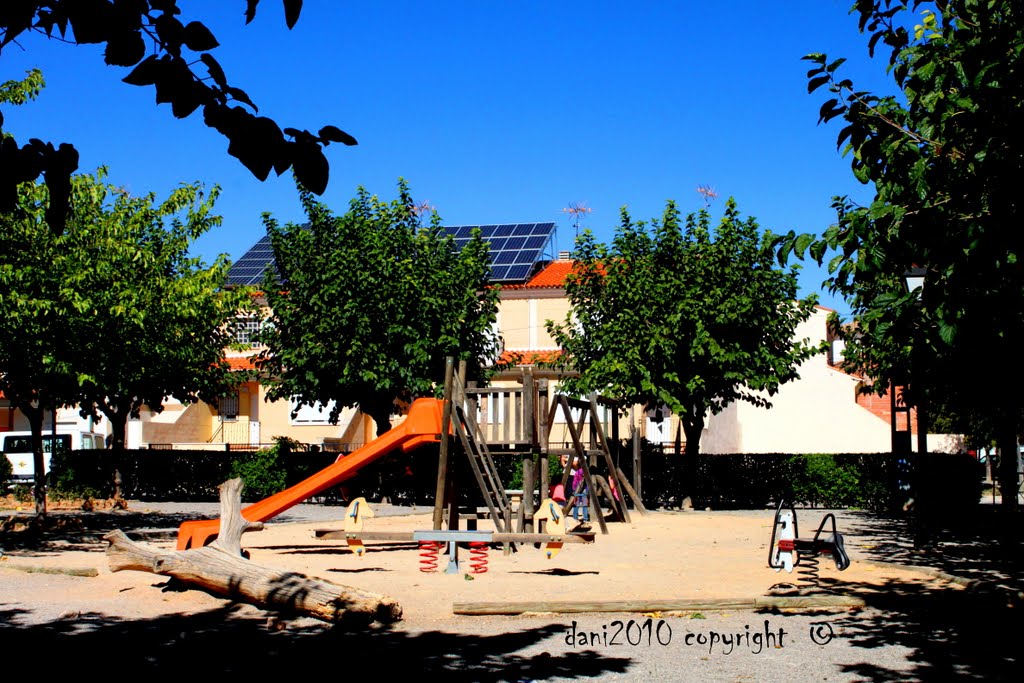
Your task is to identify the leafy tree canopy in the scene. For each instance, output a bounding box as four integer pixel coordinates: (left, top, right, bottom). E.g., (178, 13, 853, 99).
(65, 171, 252, 449)
(1, 169, 247, 515)
(0, 1, 354, 232)
(548, 198, 820, 459)
(774, 0, 1024, 499)
(259, 179, 500, 435)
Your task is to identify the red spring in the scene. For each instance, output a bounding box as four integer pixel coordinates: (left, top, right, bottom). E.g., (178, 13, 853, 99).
(469, 541, 489, 574)
(418, 541, 440, 573)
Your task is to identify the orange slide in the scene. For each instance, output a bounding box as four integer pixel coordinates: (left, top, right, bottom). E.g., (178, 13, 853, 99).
(176, 397, 444, 550)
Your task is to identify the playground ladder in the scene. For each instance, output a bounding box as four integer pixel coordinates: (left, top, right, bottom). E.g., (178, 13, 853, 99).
(451, 378, 513, 533)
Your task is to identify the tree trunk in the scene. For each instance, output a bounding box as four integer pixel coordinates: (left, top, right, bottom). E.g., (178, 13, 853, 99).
(21, 402, 46, 517)
(364, 394, 394, 438)
(104, 478, 403, 626)
(681, 408, 704, 507)
(997, 421, 1019, 512)
(101, 401, 130, 451)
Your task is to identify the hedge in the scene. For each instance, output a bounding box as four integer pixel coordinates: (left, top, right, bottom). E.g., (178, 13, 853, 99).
(37, 443, 983, 515)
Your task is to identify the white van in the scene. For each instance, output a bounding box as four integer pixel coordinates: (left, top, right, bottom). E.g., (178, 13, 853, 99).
(2, 431, 106, 482)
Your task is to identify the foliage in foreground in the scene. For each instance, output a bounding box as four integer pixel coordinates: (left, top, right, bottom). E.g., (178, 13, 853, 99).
(776, 0, 1024, 506)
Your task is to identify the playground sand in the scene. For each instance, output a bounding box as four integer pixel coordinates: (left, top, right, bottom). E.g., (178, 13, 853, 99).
(0, 507, 957, 627)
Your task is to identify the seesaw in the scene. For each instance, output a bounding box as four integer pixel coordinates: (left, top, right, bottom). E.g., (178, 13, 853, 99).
(315, 497, 593, 573)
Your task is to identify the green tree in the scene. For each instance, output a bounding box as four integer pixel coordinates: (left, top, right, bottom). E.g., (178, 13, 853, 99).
(1, 69, 78, 512)
(1, 170, 249, 514)
(776, 1, 1024, 508)
(547, 199, 819, 491)
(0, 179, 81, 514)
(1, 1, 353, 232)
(65, 172, 251, 451)
(259, 179, 500, 435)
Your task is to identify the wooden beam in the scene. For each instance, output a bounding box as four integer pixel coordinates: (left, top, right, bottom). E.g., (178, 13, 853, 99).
(432, 356, 455, 531)
(453, 595, 867, 615)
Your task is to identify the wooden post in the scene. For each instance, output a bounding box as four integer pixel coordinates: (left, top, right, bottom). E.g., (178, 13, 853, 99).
(589, 394, 630, 524)
(560, 395, 608, 534)
(522, 456, 534, 533)
(616, 465, 647, 515)
(538, 379, 550, 450)
(448, 360, 468, 531)
(432, 356, 455, 531)
(523, 368, 535, 449)
(632, 409, 642, 500)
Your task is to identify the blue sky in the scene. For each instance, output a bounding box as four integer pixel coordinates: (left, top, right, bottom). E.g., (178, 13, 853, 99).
(2, 1, 904, 319)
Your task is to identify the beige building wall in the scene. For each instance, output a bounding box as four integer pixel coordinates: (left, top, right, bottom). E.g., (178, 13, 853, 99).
(498, 298, 531, 350)
(498, 290, 571, 351)
(534, 297, 570, 349)
(255, 385, 373, 450)
(702, 307, 892, 454)
(139, 399, 217, 445)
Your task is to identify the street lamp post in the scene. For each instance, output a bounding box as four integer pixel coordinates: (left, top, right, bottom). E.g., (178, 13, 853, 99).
(901, 266, 932, 548)
(903, 267, 927, 456)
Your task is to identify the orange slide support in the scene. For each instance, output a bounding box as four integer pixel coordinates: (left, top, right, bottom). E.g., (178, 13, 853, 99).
(176, 397, 444, 550)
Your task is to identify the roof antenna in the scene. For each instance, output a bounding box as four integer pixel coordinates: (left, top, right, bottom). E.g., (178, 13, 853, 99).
(696, 184, 719, 207)
(562, 201, 592, 239)
(412, 199, 436, 227)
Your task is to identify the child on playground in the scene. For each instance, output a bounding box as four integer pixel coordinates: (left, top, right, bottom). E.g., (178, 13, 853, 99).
(570, 456, 590, 529)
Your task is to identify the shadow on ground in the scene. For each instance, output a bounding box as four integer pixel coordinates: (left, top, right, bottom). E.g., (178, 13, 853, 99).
(760, 574, 1023, 681)
(0, 604, 630, 679)
(842, 505, 1024, 597)
(0, 509, 206, 553)
(4, 504, 1023, 680)
(780, 505, 1024, 681)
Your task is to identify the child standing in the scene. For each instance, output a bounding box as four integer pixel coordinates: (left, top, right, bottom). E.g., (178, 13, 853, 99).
(570, 456, 590, 528)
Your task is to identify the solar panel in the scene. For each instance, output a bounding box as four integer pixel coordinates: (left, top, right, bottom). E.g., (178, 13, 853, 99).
(441, 222, 557, 283)
(226, 221, 557, 286)
(226, 235, 280, 286)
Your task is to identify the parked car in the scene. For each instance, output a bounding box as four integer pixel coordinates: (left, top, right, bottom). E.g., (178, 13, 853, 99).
(2, 430, 106, 483)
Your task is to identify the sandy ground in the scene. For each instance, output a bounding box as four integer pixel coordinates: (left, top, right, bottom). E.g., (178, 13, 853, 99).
(0, 503, 954, 628)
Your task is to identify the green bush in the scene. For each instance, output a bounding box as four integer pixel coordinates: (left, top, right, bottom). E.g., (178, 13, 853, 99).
(789, 454, 862, 508)
(50, 448, 109, 500)
(507, 453, 570, 493)
(0, 453, 12, 493)
(12, 483, 32, 502)
(230, 441, 289, 502)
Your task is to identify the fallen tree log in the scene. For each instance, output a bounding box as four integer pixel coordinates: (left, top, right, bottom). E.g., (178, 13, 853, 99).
(104, 478, 402, 626)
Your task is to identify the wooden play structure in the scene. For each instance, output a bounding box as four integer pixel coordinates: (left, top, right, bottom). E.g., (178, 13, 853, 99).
(432, 358, 646, 540)
(173, 357, 646, 572)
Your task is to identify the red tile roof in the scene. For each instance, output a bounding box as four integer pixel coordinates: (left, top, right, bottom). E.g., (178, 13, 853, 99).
(497, 349, 564, 366)
(502, 260, 575, 290)
(225, 355, 258, 372)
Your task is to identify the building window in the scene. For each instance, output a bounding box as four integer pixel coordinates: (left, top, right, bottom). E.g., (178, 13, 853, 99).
(234, 316, 267, 348)
(290, 398, 337, 425)
(218, 393, 240, 421)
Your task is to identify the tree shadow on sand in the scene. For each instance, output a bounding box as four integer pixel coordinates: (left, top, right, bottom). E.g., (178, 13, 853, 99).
(841, 506, 1023, 598)
(0, 604, 630, 680)
(767, 575, 1022, 681)
(759, 505, 1024, 681)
